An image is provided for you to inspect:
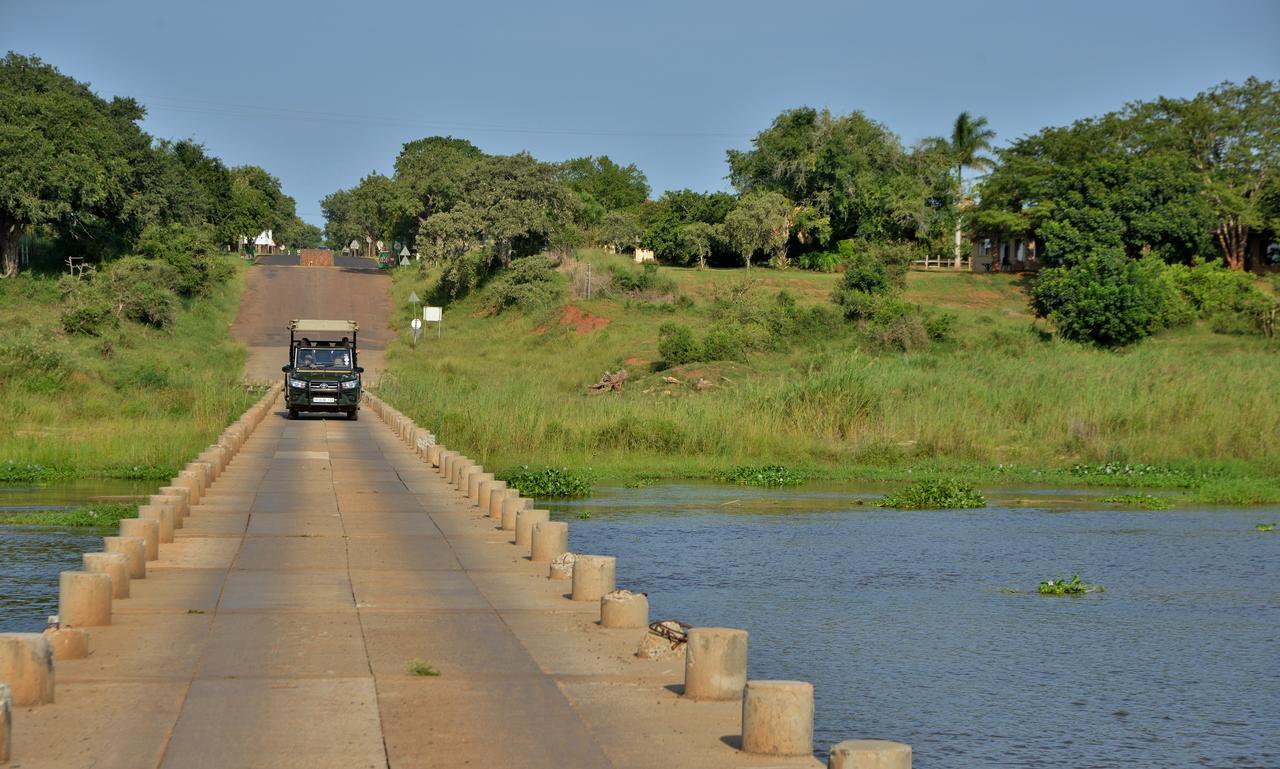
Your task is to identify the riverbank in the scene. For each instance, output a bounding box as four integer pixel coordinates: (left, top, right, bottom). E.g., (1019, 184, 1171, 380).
(376, 253, 1280, 504)
(0, 259, 259, 481)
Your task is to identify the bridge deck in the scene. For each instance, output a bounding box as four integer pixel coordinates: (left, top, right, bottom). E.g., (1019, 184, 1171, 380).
(11, 398, 819, 768)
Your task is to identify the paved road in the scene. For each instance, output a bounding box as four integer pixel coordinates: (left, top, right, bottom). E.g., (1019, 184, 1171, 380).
(231, 265, 394, 384)
(12, 403, 818, 768)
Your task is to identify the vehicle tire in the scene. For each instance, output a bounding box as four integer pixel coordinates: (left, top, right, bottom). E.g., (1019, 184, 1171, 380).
(347, 409, 359, 421)
(288, 409, 299, 420)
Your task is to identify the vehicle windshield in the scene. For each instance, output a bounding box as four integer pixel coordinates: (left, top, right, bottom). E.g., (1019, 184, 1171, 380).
(294, 347, 352, 370)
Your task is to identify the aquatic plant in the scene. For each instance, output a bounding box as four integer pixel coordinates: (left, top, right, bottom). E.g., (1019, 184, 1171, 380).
(1256, 523, 1276, 532)
(880, 479, 986, 510)
(505, 466, 593, 498)
(714, 464, 805, 488)
(0, 502, 135, 528)
(1038, 574, 1104, 595)
(406, 659, 441, 676)
(1101, 493, 1173, 510)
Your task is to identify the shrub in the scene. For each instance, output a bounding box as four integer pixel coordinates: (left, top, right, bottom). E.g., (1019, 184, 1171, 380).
(135, 223, 229, 296)
(923, 312, 957, 341)
(505, 466, 593, 498)
(657, 322, 699, 366)
(60, 281, 114, 335)
(1030, 250, 1171, 347)
(797, 249, 841, 272)
(881, 479, 987, 509)
(715, 465, 806, 487)
(486, 256, 563, 314)
(702, 321, 750, 362)
(610, 262, 675, 295)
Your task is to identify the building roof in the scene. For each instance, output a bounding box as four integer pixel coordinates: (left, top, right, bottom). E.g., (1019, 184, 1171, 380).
(289, 319, 358, 333)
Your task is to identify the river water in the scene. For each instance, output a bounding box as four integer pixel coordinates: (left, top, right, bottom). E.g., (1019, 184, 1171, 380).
(547, 483, 1279, 769)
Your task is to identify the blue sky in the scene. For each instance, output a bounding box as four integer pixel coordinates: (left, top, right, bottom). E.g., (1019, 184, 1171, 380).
(3, 0, 1278, 226)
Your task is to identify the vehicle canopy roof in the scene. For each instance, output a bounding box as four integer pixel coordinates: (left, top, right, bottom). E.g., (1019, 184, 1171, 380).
(289, 319, 358, 334)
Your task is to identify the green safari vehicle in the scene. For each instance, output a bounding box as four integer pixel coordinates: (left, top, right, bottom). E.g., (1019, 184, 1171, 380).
(282, 319, 363, 420)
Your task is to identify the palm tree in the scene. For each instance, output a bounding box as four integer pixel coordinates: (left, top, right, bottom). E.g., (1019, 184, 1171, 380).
(949, 112, 996, 266)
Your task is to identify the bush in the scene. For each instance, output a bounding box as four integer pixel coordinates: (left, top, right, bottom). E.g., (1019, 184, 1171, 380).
(657, 322, 699, 366)
(504, 466, 593, 498)
(881, 479, 987, 509)
(59, 280, 114, 335)
(923, 312, 957, 341)
(1030, 250, 1171, 347)
(610, 262, 675, 296)
(486, 256, 563, 314)
(135, 223, 229, 296)
(702, 321, 750, 362)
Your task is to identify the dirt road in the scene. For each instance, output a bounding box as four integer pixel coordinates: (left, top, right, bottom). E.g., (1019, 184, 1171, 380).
(232, 264, 395, 384)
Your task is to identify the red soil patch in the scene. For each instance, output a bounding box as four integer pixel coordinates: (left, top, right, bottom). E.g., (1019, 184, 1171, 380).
(536, 305, 610, 335)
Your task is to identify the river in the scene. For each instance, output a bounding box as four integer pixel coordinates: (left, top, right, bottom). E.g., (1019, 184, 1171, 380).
(548, 482, 1279, 768)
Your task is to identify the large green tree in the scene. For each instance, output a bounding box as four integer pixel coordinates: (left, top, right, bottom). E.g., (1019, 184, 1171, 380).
(721, 191, 792, 269)
(559, 155, 650, 216)
(640, 189, 735, 264)
(391, 136, 485, 245)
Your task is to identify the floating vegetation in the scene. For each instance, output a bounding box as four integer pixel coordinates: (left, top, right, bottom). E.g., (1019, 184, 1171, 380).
(0, 503, 135, 528)
(714, 464, 805, 488)
(880, 479, 986, 510)
(624, 475, 659, 488)
(406, 659, 441, 676)
(1102, 493, 1173, 510)
(505, 466, 593, 498)
(1038, 574, 1105, 595)
(1256, 523, 1276, 532)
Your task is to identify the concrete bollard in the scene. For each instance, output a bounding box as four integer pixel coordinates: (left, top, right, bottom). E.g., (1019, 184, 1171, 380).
(478, 479, 506, 512)
(427, 444, 444, 467)
(120, 518, 159, 561)
(44, 627, 90, 661)
(83, 552, 130, 599)
(173, 474, 201, 506)
(155, 489, 189, 520)
(184, 463, 211, 492)
(683, 627, 748, 700)
(828, 740, 912, 769)
(138, 505, 175, 544)
(0, 634, 55, 706)
(59, 572, 112, 627)
(458, 465, 482, 493)
(103, 536, 146, 579)
(571, 555, 616, 602)
(514, 509, 550, 552)
(0, 682, 9, 763)
(549, 552, 576, 580)
(447, 457, 467, 485)
(600, 589, 649, 628)
(439, 452, 454, 478)
(530, 520, 568, 563)
(501, 496, 533, 532)
(468, 472, 495, 505)
(489, 488, 517, 521)
(741, 680, 814, 756)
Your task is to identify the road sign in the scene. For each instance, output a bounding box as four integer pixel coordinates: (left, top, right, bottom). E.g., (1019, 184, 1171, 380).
(410, 318, 422, 330)
(424, 306, 442, 322)
(407, 290, 420, 305)
(399, 256, 410, 267)
(399, 246, 410, 257)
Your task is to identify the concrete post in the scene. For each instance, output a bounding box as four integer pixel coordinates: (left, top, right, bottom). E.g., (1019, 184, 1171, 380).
(173, 474, 201, 506)
(683, 627, 748, 700)
(184, 463, 211, 492)
(155, 489, 189, 520)
(44, 628, 89, 661)
(192, 461, 216, 487)
(445, 456, 462, 484)
(600, 590, 648, 628)
(138, 505, 175, 544)
(59, 572, 112, 626)
(0, 634, 55, 706)
(501, 496, 533, 532)
(478, 479, 506, 512)
(458, 465, 482, 493)
(103, 536, 146, 579)
(489, 488, 517, 521)
(468, 472, 495, 505)
(427, 444, 444, 467)
(828, 740, 912, 769)
(0, 682, 9, 763)
(514, 509, 550, 551)
(530, 520, 568, 563)
(741, 680, 814, 756)
(571, 555, 616, 602)
(83, 552, 130, 599)
(120, 518, 159, 561)
(549, 552, 576, 581)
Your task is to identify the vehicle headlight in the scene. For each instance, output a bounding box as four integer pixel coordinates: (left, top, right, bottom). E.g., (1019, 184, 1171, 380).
(289, 378, 307, 389)
(341, 378, 360, 390)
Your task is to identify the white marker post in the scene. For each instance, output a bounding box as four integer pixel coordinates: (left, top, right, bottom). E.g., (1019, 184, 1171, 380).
(424, 306, 443, 338)
(410, 318, 423, 348)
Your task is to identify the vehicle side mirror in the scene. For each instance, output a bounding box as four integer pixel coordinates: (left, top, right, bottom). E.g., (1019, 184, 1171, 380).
(282, 365, 292, 373)
(355, 366, 364, 374)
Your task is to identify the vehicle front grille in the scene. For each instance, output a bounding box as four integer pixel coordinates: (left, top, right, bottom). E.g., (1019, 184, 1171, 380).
(310, 382, 339, 392)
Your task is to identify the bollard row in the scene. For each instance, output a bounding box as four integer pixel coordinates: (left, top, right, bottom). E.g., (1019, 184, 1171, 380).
(360, 390, 911, 766)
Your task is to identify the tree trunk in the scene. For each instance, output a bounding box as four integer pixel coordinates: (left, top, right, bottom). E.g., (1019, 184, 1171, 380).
(0, 220, 20, 278)
(1216, 218, 1248, 270)
(954, 164, 963, 268)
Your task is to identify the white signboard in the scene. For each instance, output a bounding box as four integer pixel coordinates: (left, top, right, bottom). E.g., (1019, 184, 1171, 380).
(423, 306, 442, 322)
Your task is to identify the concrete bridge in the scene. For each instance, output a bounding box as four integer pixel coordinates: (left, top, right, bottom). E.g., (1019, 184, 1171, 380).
(0, 263, 911, 768)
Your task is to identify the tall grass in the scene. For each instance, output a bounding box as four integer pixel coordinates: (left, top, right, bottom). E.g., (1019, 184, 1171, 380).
(0, 260, 257, 476)
(378, 256, 1280, 494)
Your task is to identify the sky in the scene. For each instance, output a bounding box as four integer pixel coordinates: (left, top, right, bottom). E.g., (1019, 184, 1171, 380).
(3, 0, 1278, 226)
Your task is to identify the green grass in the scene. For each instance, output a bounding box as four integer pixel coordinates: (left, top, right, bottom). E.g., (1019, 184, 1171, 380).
(1101, 493, 1174, 511)
(714, 464, 806, 488)
(0, 259, 257, 479)
(406, 659, 441, 676)
(0, 503, 136, 528)
(375, 251, 1279, 501)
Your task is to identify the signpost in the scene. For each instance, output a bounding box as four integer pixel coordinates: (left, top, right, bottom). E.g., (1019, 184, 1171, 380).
(424, 306, 443, 338)
(407, 290, 420, 320)
(410, 318, 422, 347)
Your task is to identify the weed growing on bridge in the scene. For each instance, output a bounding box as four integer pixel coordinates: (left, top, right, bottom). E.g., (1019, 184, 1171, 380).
(406, 659, 441, 676)
(880, 479, 986, 510)
(1038, 574, 1104, 595)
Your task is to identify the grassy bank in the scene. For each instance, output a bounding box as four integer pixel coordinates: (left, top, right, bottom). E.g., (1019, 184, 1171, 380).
(0, 259, 258, 480)
(376, 250, 1280, 503)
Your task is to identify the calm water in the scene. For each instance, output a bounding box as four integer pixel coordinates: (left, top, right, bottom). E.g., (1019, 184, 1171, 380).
(548, 483, 1280, 769)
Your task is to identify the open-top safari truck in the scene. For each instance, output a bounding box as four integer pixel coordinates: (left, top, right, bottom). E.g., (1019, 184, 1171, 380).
(282, 319, 363, 419)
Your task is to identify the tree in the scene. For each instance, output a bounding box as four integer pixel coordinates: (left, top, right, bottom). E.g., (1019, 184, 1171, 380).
(321, 173, 397, 256)
(595, 210, 642, 254)
(640, 189, 735, 264)
(0, 53, 152, 276)
(559, 156, 650, 214)
(391, 136, 485, 245)
(721, 192, 792, 269)
(1149, 78, 1280, 270)
(948, 112, 995, 264)
(676, 222, 717, 270)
